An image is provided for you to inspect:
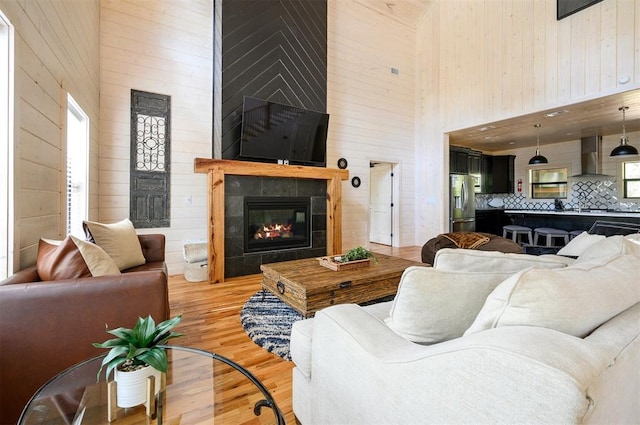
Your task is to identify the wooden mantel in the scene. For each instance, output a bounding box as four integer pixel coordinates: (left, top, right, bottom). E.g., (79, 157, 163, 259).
(194, 159, 349, 283)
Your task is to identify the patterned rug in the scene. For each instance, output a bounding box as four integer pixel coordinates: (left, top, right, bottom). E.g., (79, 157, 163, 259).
(240, 290, 304, 361)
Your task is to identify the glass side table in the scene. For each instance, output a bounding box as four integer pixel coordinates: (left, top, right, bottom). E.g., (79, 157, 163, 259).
(19, 346, 285, 425)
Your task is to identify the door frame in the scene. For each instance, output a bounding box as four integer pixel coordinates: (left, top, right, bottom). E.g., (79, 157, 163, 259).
(368, 160, 400, 247)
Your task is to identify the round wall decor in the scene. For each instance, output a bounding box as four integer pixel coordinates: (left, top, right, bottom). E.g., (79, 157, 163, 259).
(351, 176, 361, 188)
(337, 158, 348, 169)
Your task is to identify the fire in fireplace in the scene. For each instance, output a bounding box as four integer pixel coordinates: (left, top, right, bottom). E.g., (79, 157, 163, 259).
(244, 197, 311, 253)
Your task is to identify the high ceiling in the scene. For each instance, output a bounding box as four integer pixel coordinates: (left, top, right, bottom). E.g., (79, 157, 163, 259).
(354, 1, 640, 154)
(354, 0, 436, 27)
(448, 89, 640, 152)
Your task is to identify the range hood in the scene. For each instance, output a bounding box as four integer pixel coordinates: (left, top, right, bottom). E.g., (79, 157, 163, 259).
(572, 135, 612, 178)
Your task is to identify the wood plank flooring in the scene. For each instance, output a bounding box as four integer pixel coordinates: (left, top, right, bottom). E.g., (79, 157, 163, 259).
(167, 244, 423, 424)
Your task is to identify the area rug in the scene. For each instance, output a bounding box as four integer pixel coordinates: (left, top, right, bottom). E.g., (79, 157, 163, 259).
(240, 290, 304, 361)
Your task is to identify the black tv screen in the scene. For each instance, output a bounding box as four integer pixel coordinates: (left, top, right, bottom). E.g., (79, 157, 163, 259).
(239, 96, 328, 167)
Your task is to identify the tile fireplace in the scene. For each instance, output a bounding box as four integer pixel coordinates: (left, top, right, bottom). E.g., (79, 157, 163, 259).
(225, 175, 327, 278)
(244, 197, 311, 253)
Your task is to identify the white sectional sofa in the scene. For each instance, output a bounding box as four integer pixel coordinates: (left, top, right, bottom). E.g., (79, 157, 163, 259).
(290, 234, 640, 424)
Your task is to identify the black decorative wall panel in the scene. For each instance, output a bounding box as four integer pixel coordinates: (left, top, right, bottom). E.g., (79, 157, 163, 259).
(220, 0, 327, 159)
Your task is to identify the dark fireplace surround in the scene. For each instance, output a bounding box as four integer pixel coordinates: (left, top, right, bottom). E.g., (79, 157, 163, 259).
(225, 175, 327, 278)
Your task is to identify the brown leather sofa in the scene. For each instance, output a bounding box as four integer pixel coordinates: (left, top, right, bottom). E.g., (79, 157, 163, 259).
(0, 234, 169, 424)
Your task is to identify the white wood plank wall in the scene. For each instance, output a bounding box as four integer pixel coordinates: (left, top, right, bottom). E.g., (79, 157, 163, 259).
(4, 0, 639, 274)
(0, 0, 100, 270)
(100, 0, 213, 274)
(328, 0, 417, 249)
(417, 0, 640, 243)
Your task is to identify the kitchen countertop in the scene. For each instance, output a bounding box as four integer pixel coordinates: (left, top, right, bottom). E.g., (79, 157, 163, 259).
(504, 209, 640, 218)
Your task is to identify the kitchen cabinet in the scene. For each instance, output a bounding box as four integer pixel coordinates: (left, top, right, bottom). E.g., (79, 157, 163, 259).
(475, 209, 508, 235)
(468, 150, 482, 174)
(481, 154, 515, 194)
(449, 146, 469, 174)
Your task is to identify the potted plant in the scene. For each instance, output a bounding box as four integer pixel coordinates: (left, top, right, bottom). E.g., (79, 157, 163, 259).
(93, 315, 182, 408)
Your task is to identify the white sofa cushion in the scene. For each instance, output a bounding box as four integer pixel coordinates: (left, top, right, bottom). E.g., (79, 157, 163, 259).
(557, 231, 605, 256)
(386, 266, 515, 344)
(433, 247, 573, 272)
(465, 252, 640, 338)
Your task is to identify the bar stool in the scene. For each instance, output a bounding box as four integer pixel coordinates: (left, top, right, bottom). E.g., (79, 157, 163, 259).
(569, 230, 584, 240)
(502, 225, 533, 245)
(533, 227, 569, 247)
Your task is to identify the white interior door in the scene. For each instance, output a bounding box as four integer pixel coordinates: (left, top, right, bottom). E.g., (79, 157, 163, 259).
(369, 162, 393, 245)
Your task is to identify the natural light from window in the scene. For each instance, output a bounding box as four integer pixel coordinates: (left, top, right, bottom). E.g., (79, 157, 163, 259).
(0, 10, 13, 280)
(529, 167, 568, 199)
(623, 161, 640, 199)
(66, 94, 89, 237)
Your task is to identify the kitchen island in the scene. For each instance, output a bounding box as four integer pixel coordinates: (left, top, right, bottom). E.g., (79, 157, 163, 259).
(504, 209, 640, 232)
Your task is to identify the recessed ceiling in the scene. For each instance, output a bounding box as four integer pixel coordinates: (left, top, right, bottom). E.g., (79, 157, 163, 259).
(448, 89, 640, 152)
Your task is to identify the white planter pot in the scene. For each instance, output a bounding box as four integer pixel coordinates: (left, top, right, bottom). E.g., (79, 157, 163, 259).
(114, 365, 162, 408)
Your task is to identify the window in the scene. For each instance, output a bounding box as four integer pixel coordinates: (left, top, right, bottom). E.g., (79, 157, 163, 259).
(66, 94, 89, 237)
(0, 10, 13, 280)
(622, 161, 640, 199)
(529, 167, 568, 199)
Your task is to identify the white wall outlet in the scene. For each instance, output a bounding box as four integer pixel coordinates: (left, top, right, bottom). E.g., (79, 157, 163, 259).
(185, 195, 192, 205)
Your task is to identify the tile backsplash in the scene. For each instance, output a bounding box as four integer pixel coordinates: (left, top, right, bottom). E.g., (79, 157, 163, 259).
(476, 177, 640, 212)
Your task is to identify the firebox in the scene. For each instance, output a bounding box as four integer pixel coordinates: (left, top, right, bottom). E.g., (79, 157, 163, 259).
(244, 197, 311, 253)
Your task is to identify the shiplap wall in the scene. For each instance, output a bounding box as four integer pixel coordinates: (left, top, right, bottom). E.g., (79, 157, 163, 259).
(417, 0, 640, 242)
(328, 0, 417, 249)
(0, 0, 100, 271)
(100, 0, 213, 274)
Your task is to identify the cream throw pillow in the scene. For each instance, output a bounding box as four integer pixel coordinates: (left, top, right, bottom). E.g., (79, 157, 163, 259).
(82, 219, 146, 271)
(556, 231, 605, 257)
(465, 253, 640, 338)
(71, 236, 121, 276)
(385, 266, 515, 344)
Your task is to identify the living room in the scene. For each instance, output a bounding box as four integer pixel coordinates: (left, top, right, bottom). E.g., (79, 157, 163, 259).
(1, 0, 639, 423)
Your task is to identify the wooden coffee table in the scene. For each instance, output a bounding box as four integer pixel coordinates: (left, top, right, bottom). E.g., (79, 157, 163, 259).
(260, 253, 423, 317)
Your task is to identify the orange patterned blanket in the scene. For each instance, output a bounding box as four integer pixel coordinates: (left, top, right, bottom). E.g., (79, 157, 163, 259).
(440, 232, 490, 249)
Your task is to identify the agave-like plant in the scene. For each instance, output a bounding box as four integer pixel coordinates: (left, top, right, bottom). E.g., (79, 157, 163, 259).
(93, 315, 183, 380)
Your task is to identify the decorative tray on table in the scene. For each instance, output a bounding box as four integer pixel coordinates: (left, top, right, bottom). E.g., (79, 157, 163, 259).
(317, 255, 371, 271)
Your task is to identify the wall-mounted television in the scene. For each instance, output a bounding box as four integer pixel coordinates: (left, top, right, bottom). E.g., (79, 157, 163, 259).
(239, 96, 329, 167)
(557, 0, 603, 20)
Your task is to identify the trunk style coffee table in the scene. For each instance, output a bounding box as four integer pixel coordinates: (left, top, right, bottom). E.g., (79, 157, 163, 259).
(261, 253, 423, 317)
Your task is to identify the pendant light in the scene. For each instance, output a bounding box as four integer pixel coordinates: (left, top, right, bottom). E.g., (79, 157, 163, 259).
(528, 124, 548, 165)
(610, 106, 639, 157)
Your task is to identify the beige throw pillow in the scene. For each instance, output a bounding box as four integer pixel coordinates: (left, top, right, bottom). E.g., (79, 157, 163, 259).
(82, 219, 146, 271)
(465, 253, 640, 338)
(71, 236, 121, 276)
(385, 266, 516, 344)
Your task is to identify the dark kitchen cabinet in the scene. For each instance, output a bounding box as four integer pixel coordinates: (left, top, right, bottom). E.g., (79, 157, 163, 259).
(475, 209, 509, 236)
(449, 146, 469, 174)
(468, 150, 482, 174)
(481, 154, 515, 194)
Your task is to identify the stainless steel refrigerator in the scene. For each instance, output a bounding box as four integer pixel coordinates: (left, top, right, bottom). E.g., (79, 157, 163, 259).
(450, 174, 476, 232)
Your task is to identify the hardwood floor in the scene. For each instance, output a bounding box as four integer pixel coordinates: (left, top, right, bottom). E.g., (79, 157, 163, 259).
(167, 245, 423, 424)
